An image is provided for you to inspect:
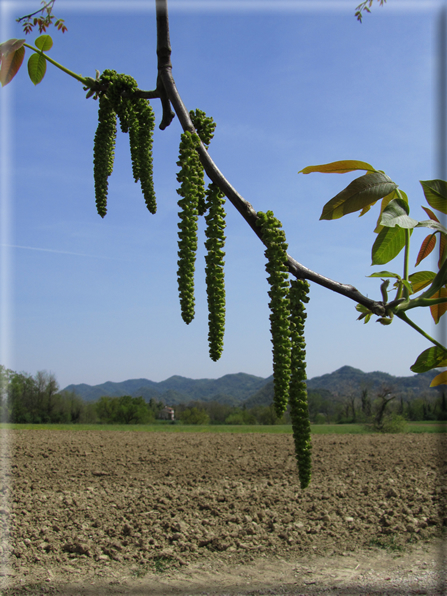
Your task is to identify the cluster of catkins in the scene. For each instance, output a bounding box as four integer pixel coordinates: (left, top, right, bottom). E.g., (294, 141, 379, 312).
(91, 78, 310, 485)
(93, 70, 156, 217)
(176, 110, 227, 361)
(256, 211, 312, 489)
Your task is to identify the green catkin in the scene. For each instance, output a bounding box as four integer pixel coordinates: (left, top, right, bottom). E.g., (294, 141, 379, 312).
(204, 183, 226, 361)
(256, 211, 291, 417)
(289, 279, 312, 489)
(189, 109, 216, 216)
(134, 97, 156, 213)
(176, 132, 202, 324)
(93, 94, 117, 217)
(92, 70, 156, 215)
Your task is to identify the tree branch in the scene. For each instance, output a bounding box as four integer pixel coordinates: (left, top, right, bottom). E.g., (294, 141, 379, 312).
(153, 0, 387, 317)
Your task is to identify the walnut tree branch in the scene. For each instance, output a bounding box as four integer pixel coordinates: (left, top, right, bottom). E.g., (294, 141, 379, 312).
(153, 0, 386, 317)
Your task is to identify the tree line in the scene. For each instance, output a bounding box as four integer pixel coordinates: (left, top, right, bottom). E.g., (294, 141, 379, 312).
(1, 366, 445, 426)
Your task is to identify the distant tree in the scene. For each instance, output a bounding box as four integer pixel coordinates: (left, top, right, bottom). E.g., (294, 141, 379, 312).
(361, 388, 372, 419)
(438, 391, 447, 421)
(180, 407, 210, 425)
(373, 386, 396, 430)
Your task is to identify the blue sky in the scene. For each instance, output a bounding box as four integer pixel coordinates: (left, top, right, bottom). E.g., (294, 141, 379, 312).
(0, 0, 445, 389)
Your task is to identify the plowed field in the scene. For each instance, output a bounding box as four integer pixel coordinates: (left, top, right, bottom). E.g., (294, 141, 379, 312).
(0, 430, 446, 594)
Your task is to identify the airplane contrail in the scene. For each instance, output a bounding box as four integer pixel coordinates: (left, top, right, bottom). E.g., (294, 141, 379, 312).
(0, 244, 127, 261)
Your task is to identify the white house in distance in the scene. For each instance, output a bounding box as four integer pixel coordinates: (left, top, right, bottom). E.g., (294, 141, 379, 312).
(159, 406, 175, 421)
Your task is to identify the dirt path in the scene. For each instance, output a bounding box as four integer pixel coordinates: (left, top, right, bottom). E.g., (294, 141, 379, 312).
(0, 430, 446, 594)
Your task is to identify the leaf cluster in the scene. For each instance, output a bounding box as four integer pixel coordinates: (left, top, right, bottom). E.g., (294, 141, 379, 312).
(16, 0, 67, 36)
(354, 0, 387, 23)
(300, 160, 447, 385)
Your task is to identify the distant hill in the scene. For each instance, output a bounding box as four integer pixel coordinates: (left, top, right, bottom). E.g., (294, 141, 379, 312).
(63, 366, 442, 407)
(306, 365, 440, 397)
(242, 366, 441, 408)
(63, 372, 268, 405)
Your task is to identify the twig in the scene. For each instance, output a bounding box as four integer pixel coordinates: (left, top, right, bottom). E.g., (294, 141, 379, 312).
(151, 0, 387, 316)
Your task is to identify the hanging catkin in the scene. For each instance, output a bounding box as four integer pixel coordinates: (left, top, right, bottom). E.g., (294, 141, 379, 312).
(92, 70, 156, 215)
(176, 131, 202, 324)
(256, 210, 291, 417)
(289, 278, 312, 489)
(204, 182, 226, 361)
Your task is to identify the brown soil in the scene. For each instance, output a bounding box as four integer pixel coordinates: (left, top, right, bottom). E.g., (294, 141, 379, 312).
(0, 430, 446, 595)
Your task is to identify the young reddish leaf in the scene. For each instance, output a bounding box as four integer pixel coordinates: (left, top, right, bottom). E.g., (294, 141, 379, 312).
(439, 234, 447, 268)
(430, 370, 447, 387)
(298, 160, 376, 175)
(415, 234, 436, 267)
(430, 287, 447, 324)
(0, 38, 25, 60)
(422, 206, 440, 222)
(408, 271, 436, 293)
(27, 52, 47, 85)
(411, 345, 447, 373)
(0, 45, 25, 86)
(35, 34, 53, 52)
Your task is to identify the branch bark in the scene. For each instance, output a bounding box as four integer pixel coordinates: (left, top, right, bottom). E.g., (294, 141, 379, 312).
(153, 0, 387, 317)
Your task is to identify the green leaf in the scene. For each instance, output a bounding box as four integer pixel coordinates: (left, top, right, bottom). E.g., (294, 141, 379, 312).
(34, 35, 53, 52)
(373, 189, 401, 232)
(376, 317, 393, 325)
(416, 220, 447, 235)
(410, 346, 447, 373)
(420, 180, 447, 215)
(0, 45, 25, 87)
(27, 52, 47, 85)
(368, 271, 401, 279)
(420, 258, 447, 299)
(371, 226, 407, 265)
(299, 160, 376, 175)
(320, 172, 398, 221)
(355, 303, 372, 324)
(379, 198, 418, 229)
